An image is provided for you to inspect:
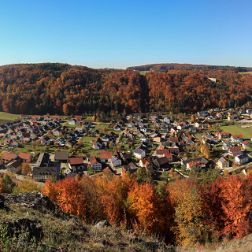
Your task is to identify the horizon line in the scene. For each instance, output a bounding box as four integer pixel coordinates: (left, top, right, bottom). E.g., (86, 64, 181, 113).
(0, 61, 252, 70)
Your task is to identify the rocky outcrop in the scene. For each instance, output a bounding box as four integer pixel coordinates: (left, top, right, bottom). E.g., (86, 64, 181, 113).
(2, 192, 72, 219)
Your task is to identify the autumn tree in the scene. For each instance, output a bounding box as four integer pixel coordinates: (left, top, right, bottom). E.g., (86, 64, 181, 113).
(217, 175, 252, 238)
(200, 144, 210, 159)
(21, 163, 31, 175)
(168, 179, 210, 247)
(128, 182, 172, 236)
(95, 171, 135, 226)
(43, 176, 103, 223)
(201, 174, 252, 240)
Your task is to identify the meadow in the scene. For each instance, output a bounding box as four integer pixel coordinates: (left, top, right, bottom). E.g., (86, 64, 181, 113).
(221, 124, 252, 139)
(0, 112, 21, 122)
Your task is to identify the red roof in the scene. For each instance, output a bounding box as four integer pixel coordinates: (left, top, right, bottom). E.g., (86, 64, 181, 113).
(69, 157, 84, 165)
(242, 141, 249, 145)
(90, 157, 98, 165)
(99, 151, 113, 160)
(229, 146, 241, 152)
(1, 151, 17, 161)
(169, 137, 179, 143)
(141, 158, 151, 166)
(156, 149, 172, 159)
(18, 152, 31, 161)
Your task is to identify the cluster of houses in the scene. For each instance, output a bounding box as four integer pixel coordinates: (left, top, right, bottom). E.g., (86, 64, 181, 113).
(213, 131, 251, 169)
(0, 116, 99, 149)
(0, 108, 251, 182)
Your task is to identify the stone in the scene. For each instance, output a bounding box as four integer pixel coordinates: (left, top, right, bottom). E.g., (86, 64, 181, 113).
(94, 220, 110, 228)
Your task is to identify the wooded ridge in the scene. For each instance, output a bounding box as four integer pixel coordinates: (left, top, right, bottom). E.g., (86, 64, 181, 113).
(0, 63, 251, 115)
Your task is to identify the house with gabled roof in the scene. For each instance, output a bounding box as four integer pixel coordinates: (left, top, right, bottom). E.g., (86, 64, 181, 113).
(32, 166, 60, 182)
(154, 149, 173, 161)
(228, 146, 242, 157)
(99, 150, 113, 163)
(133, 148, 146, 160)
(235, 154, 249, 165)
(153, 157, 170, 170)
(109, 156, 122, 168)
(18, 152, 31, 163)
(0, 151, 18, 163)
(90, 158, 102, 171)
(182, 157, 208, 170)
(216, 157, 229, 170)
(123, 162, 137, 173)
(69, 157, 87, 173)
(92, 138, 104, 150)
(55, 151, 69, 163)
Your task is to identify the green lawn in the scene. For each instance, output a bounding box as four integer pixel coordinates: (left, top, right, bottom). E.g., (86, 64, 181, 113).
(221, 124, 252, 139)
(0, 112, 21, 121)
(95, 122, 110, 131)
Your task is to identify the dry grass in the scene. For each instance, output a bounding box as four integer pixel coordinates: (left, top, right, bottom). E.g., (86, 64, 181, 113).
(0, 200, 169, 251)
(0, 193, 251, 251)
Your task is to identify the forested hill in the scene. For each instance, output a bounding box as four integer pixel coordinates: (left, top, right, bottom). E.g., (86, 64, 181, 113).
(127, 63, 252, 72)
(0, 63, 252, 116)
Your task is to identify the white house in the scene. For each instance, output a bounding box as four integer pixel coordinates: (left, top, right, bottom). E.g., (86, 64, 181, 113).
(133, 148, 146, 160)
(163, 117, 170, 124)
(109, 156, 122, 168)
(216, 157, 229, 170)
(208, 77, 217, 83)
(68, 119, 76, 126)
(235, 154, 249, 165)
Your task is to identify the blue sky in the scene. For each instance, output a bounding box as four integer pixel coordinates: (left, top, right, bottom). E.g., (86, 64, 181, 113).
(0, 0, 251, 68)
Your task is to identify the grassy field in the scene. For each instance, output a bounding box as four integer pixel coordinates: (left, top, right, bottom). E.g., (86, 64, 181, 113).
(221, 124, 252, 139)
(0, 112, 21, 121)
(239, 71, 252, 75)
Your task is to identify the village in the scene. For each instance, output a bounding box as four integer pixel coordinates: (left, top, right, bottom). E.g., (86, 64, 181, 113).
(0, 108, 252, 183)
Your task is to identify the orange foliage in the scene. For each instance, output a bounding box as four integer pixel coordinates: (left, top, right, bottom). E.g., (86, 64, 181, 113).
(43, 176, 103, 223)
(201, 174, 252, 239)
(42, 172, 252, 246)
(128, 183, 169, 235)
(1, 64, 251, 115)
(95, 172, 135, 226)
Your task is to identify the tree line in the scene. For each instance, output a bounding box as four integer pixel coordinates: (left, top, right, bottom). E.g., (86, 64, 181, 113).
(43, 170, 252, 247)
(0, 63, 251, 115)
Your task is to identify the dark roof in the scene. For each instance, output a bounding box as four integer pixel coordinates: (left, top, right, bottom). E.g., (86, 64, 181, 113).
(55, 151, 69, 161)
(34, 153, 50, 167)
(155, 157, 169, 166)
(236, 154, 249, 159)
(32, 166, 59, 176)
(6, 159, 22, 169)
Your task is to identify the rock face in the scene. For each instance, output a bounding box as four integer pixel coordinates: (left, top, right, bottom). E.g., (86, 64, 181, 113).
(1, 218, 43, 242)
(2, 192, 71, 219)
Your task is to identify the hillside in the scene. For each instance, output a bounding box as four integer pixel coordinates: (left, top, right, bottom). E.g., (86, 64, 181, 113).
(0, 192, 169, 252)
(0, 192, 251, 252)
(0, 63, 252, 115)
